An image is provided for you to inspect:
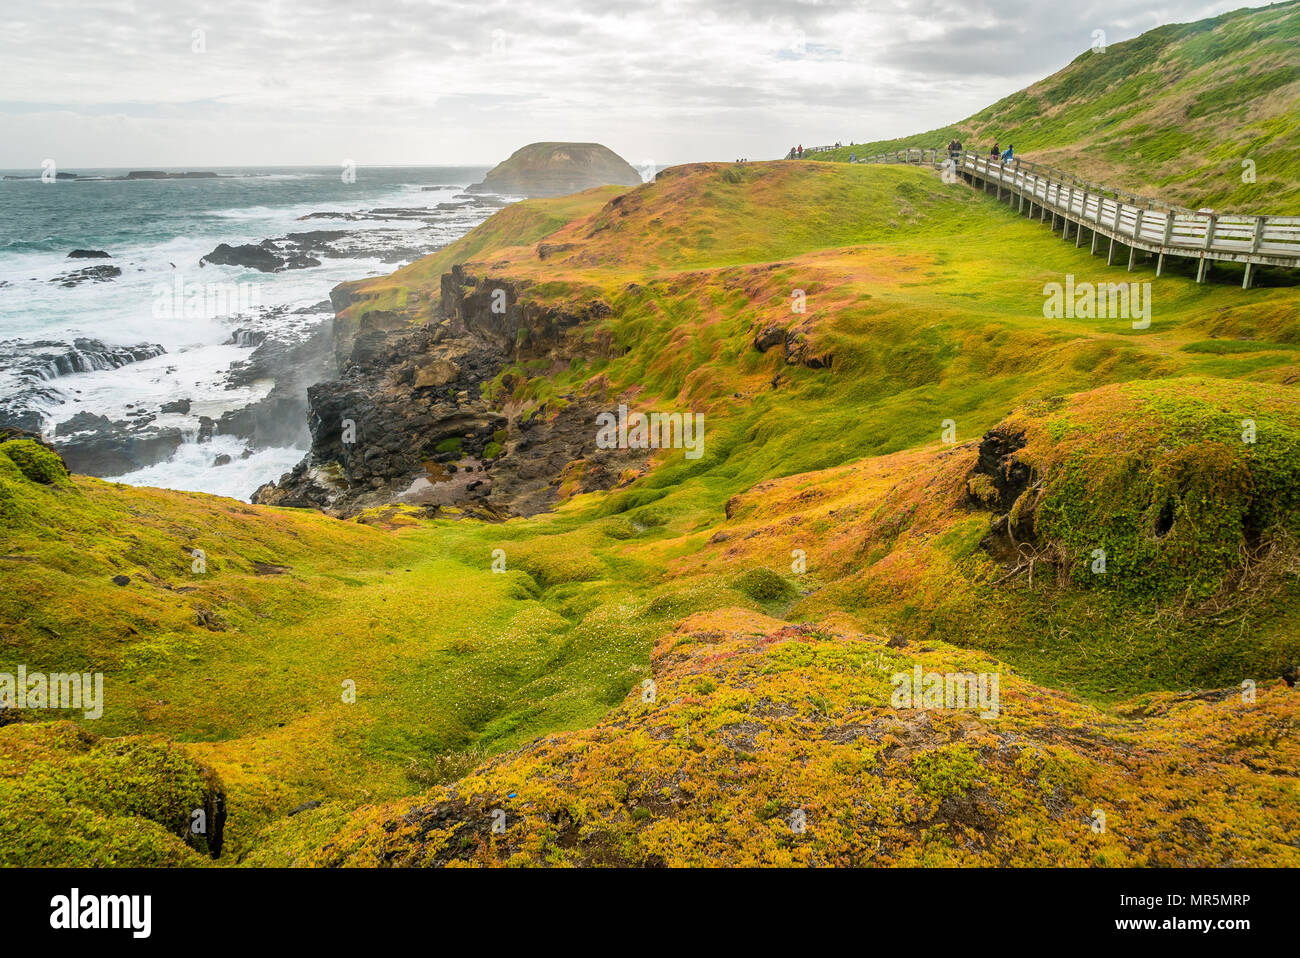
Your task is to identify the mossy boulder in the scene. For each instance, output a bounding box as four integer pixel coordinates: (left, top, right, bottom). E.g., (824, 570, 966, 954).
(988, 378, 1300, 603)
(0, 723, 226, 866)
(1, 439, 70, 486)
(732, 567, 799, 605)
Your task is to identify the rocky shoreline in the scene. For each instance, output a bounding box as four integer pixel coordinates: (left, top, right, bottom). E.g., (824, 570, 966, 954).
(253, 265, 647, 518)
(0, 189, 509, 489)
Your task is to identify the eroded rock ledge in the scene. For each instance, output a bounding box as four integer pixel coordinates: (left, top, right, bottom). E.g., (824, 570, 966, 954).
(253, 267, 644, 517)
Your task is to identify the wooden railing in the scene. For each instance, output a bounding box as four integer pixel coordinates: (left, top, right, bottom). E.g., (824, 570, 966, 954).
(788, 145, 838, 158)
(852, 148, 1300, 288)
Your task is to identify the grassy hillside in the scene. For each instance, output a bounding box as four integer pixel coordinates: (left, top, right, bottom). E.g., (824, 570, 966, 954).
(3, 152, 1299, 864)
(813, 0, 1300, 213)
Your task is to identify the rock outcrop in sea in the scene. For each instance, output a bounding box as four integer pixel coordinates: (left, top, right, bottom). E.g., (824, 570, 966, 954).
(466, 142, 642, 198)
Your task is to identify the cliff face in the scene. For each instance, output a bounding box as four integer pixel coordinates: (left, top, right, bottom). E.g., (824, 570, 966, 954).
(467, 142, 642, 198)
(252, 267, 641, 517)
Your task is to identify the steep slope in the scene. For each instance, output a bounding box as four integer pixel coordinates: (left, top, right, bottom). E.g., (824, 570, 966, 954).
(815, 0, 1300, 213)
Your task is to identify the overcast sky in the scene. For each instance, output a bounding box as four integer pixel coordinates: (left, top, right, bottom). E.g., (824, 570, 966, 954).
(0, 0, 1274, 170)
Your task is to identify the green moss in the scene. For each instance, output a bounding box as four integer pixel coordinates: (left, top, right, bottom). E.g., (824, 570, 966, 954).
(912, 744, 982, 800)
(732, 568, 799, 606)
(1, 440, 71, 486)
(0, 723, 219, 866)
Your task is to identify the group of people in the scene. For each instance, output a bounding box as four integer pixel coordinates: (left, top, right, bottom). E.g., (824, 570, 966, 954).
(787, 142, 845, 159)
(948, 138, 1016, 166)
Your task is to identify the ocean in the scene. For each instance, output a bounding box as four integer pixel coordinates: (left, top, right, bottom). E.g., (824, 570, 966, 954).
(0, 165, 497, 500)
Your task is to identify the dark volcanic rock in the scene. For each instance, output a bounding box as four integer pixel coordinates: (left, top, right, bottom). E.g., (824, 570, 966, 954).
(254, 267, 640, 517)
(0, 338, 167, 436)
(7, 338, 165, 381)
(51, 409, 185, 476)
(201, 242, 283, 272)
(55, 426, 185, 476)
(68, 249, 111, 259)
(125, 170, 218, 179)
(217, 317, 334, 450)
(50, 264, 121, 287)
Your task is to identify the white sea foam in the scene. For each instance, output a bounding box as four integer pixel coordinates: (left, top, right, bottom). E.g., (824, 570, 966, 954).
(103, 436, 306, 502)
(0, 168, 494, 500)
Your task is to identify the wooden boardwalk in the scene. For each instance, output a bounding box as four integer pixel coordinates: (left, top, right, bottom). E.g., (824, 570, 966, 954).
(853, 148, 1300, 288)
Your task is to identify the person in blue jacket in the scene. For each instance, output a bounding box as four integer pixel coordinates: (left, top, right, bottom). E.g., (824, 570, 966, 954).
(1002, 144, 1015, 165)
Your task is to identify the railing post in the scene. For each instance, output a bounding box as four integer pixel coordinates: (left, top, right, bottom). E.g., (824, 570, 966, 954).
(1243, 215, 1264, 288)
(1195, 212, 1217, 283)
(1129, 209, 1143, 271)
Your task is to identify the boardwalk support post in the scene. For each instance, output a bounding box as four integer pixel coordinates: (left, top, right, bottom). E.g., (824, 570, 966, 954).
(1244, 216, 1266, 290)
(1196, 214, 1218, 284)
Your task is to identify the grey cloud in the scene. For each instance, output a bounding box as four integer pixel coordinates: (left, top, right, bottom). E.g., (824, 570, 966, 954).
(0, 0, 1275, 166)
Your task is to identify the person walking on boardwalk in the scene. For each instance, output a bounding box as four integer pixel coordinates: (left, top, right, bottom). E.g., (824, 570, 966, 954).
(1001, 144, 1014, 165)
(989, 142, 1000, 159)
(797, 144, 803, 158)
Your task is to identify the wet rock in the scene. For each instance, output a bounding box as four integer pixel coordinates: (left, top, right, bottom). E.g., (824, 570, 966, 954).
(160, 398, 191, 415)
(68, 249, 111, 258)
(54, 425, 185, 476)
(49, 264, 121, 287)
(55, 411, 115, 436)
(201, 242, 282, 272)
(256, 268, 640, 517)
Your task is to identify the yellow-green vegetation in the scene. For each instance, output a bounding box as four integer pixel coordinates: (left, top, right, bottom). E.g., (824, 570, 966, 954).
(3, 107, 1299, 865)
(302, 611, 1300, 867)
(0, 723, 220, 866)
(814, 0, 1300, 213)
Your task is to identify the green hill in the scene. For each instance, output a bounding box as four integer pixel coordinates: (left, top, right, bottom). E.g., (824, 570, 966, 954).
(814, 0, 1300, 213)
